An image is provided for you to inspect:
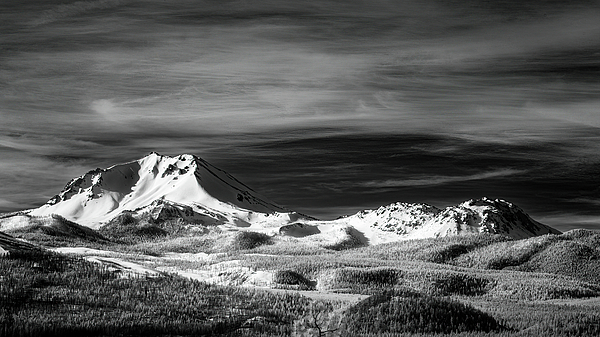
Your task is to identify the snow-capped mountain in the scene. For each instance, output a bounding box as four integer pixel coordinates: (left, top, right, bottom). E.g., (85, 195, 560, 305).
(416, 197, 561, 239)
(28, 153, 302, 229)
(297, 198, 560, 244)
(4, 153, 560, 244)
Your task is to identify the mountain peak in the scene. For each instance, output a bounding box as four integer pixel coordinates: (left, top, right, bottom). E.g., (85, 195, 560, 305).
(459, 197, 516, 209)
(326, 197, 560, 241)
(30, 153, 291, 228)
(429, 197, 561, 239)
(142, 151, 196, 164)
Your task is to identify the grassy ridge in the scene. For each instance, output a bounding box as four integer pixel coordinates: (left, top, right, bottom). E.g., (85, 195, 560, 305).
(0, 250, 311, 337)
(1, 214, 107, 247)
(3, 230, 600, 336)
(451, 230, 600, 284)
(343, 289, 503, 334)
(273, 230, 600, 285)
(7, 250, 597, 337)
(11, 227, 598, 302)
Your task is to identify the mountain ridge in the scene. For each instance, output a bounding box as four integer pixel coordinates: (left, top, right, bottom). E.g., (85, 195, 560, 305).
(2, 153, 561, 242)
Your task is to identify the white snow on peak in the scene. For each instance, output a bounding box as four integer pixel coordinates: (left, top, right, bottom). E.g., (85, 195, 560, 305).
(29, 153, 294, 229)
(338, 202, 441, 234)
(297, 197, 560, 244)
(380, 197, 559, 240)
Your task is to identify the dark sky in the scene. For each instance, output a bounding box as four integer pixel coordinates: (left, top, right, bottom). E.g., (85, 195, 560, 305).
(1, 0, 600, 231)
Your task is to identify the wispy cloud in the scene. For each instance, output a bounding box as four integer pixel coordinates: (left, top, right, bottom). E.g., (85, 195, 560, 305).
(414, 9, 600, 65)
(4, 1, 600, 138)
(0, 133, 103, 156)
(0, 150, 97, 211)
(567, 198, 600, 206)
(361, 169, 526, 188)
(526, 101, 600, 129)
(537, 214, 600, 232)
(0, 198, 21, 209)
(29, 0, 127, 26)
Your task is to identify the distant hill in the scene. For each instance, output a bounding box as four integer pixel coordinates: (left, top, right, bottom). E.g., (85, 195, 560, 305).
(354, 229, 600, 285)
(0, 231, 38, 255)
(0, 213, 106, 246)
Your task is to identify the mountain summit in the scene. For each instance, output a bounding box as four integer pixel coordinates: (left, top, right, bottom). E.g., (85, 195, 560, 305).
(29, 153, 296, 229)
(351, 197, 561, 240)
(423, 197, 562, 239)
(303, 197, 560, 245)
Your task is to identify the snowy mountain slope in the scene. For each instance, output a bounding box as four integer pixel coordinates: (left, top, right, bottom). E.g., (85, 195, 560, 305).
(336, 202, 441, 234)
(28, 153, 301, 229)
(292, 198, 560, 244)
(413, 198, 561, 239)
(297, 202, 441, 245)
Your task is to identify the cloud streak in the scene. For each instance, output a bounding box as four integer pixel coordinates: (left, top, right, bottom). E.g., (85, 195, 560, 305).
(361, 169, 527, 188)
(29, 0, 127, 26)
(3, 1, 599, 138)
